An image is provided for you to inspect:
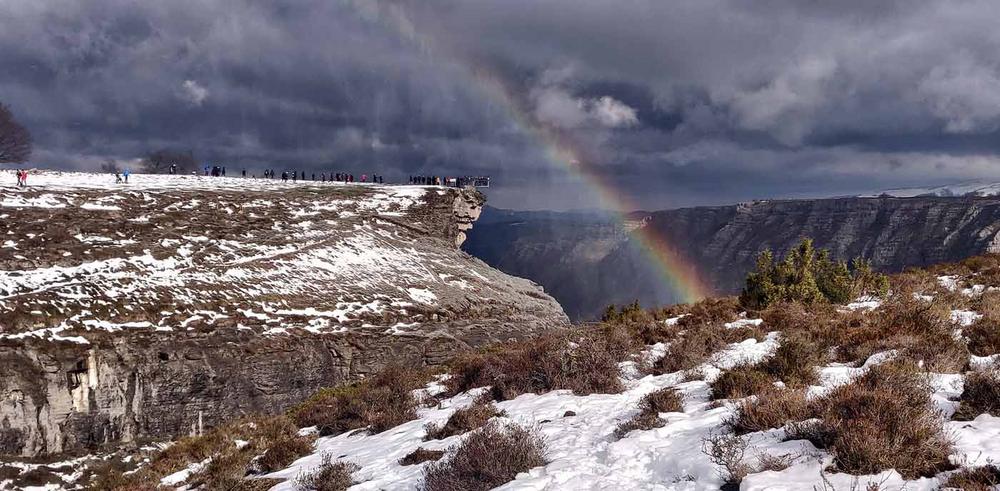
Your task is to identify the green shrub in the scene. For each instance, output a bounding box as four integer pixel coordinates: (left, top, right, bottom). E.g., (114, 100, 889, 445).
(740, 239, 888, 309)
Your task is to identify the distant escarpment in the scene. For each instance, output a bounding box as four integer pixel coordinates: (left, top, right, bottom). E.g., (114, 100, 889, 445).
(0, 172, 567, 457)
(465, 197, 1000, 320)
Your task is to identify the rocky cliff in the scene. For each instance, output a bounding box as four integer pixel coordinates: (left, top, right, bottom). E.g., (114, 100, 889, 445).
(0, 172, 568, 457)
(466, 197, 1000, 320)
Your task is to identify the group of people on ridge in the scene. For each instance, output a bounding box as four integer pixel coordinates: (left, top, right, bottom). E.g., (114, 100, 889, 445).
(14, 169, 28, 186)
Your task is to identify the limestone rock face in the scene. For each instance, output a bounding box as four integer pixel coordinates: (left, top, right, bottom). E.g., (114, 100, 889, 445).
(0, 172, 567, 456)
(467, 197, 1000, 320)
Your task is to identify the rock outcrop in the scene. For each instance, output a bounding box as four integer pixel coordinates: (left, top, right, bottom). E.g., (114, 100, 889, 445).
(466, 197, 1000, 320)
(0, 172, 568, 456)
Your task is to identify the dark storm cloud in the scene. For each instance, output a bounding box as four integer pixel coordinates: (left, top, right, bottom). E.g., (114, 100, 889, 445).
(4, 0, 1000, 209)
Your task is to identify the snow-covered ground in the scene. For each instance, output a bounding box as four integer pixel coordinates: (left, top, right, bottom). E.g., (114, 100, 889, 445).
(258, 312, 1000, 491)
(0, 171, 562, 343)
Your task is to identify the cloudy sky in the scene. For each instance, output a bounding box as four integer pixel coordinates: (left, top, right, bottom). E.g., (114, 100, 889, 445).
(4, 0, 1000, 210)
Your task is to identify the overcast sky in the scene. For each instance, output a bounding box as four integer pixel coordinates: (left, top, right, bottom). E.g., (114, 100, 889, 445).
(4, 0, 1000, 210)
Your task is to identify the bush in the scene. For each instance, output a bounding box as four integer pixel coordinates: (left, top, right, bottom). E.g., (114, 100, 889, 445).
(292, 365, 426, 436)
(614, 388, 684, 438)
(651, 323, 729, 374)
(446, 332, 625, 401)
(702, 433, 751, 488)
(400, 448, 445, 466)
(710, 364, 775, 400)
(760, 334, 824, 387)
(954, 368, 1000, 420)
(295, 454, 359, 491)
(806, 361, 953, 478)
(941, 465, 1000, 491)
(423, 421, 546, 491)
(965, 316, 1000, 357)
(186, 415, 314, 488)
(727, 388, 813, 435)
(740, 239, 888, 310)
(425, 400, 504, 440)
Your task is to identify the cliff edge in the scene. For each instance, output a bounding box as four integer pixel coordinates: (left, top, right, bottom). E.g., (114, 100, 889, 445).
(0, 172, 568, 456)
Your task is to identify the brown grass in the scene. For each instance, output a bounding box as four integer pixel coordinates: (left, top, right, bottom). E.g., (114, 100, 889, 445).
(422, 421, 546, 491)
(424, 399, 504, 441)
(710, 364, 775, 400)
(804, 361, 953, 478)
(954, 368, 1000, 420)
(727, 388, 813, 435)
(651, 323, 729, 374)
(400, 448, 446, 466)
(292, 365, 427, 436)
(965, 314, 1000, 358)
(294, 454, 358, 491)
(941, 465, 1000, 491)
(445, 331, 626, 401)
(615, 387, 684, 438)
(836, 295, 970, 372)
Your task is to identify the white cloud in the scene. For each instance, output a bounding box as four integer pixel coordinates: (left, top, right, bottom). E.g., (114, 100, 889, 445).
(180, 80, 209, 106)
(918, 54, 1000, 133)
(532, 85, 638, 129)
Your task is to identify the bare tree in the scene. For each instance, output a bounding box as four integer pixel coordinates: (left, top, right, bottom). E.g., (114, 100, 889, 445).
(143, 149, 197, 174)
(0, 102, 31, 164)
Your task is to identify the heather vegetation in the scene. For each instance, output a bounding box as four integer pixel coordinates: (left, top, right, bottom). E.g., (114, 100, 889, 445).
(78, 249, 1000, 489)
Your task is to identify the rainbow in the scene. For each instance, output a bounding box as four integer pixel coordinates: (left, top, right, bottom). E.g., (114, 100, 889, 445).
(347, 2, 710, 303)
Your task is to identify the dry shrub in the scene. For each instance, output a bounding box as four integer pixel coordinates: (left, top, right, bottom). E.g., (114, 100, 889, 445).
(727, 388, 813, 435)
(642, 387, 685, 413)
(613, 410, 663, 439)
(425, 400, 504, 441)
(755, 452, 795, 473)
(292, 365, 426, 436)
(651, 323, 728, 374)
(400, 448, 445, 466)
(294, 454, 358, 491)
(422, 421, 546, 491)
(710, 364, 775, 400)
(954, 368, 1000, 420)
(186, 415, 314, 488)
(839, 295, 969, 372)
(941, 465, 1000, 491)
(677, 297, 742, 327)
(702, 433, 751, 488)
(615, 387, 684, 438)
(760, 334, 824, 386)
(965, 302, 1000, 357)
(806, 361, 953, 478)
(446, 331, 625, 401)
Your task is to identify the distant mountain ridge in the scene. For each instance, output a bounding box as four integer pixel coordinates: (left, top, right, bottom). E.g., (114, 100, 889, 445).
(866, 180, 1000, 198)
(465, 196, 1000, 320)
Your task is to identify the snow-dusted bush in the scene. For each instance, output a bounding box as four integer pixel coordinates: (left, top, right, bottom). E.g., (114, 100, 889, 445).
(799, 361, 953, 478)
(424, 399, 504, 441)
(954, 368, 1000, 420)
(399, 448, 445, 466)
(422, 421, 546, 491)
(727, 388, 812, 435)
(294, 454, 358, 491)
(710, 364, 775, 400)
(445, 332, 626, 400)
(291, 365, 426, 436)
(614, 387, 684, 439)
(941, 464, 1000, 490)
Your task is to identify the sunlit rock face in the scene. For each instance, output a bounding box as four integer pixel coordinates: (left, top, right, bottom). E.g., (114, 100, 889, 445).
(0, 171, 567, 456)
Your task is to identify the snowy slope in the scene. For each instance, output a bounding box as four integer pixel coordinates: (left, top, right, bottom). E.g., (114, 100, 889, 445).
(0, 171, 567, 343)
(261, 332, 1000, 491)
